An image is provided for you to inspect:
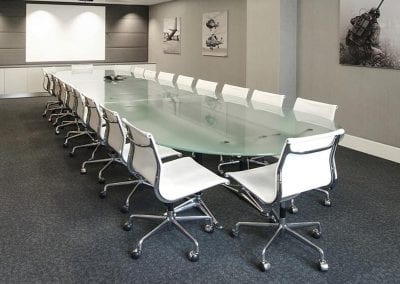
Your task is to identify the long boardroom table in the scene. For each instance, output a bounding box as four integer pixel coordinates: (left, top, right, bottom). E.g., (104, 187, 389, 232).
(55, 70, 337, 158)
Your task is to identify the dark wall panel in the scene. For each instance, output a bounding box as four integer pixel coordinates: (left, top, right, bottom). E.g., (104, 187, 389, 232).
(106, 47, 148, 62)
(106, 33, 147, 48)
(0, 0, 25, 65)
(106, 5, 148, 63)
(0, 2, 149, 65)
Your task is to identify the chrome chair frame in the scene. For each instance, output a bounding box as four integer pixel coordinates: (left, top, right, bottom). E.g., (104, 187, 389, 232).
(229, 130, 344, 272)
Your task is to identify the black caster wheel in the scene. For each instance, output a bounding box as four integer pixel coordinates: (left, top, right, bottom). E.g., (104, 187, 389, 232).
(123, 221, 133, 231)
(203, 224, 214, 233)
(42, 113, 46, 118)
(230, 228, 239, 238)
(69, 152, 74, 157)
(319, 260, 329, 271)
(187, 250, 199, 262)
(63, 142, 68, 148)
(120, 205, 129, 214)
(80, 168, 87, 175)
(55, 131, 60, 135)
(324, 199, 331, 207)
(130, 248, 142, 259)
(98, 177, 105, 184)
(288, 205, 298, 214)
(260, 261, 271, 272)
(48, 118, 52, 122)
(312, 228, 322, 239)
(99, 191, 107, 199)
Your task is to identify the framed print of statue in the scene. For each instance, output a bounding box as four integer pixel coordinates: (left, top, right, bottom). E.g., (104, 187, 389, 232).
(202, 11, 228, 57)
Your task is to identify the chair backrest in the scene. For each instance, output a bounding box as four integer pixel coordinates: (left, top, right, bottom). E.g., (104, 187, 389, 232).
(53, 77, 63, 101)
(276, 129, 345, 201)
(157, 71, 175, 87)
(66, 85, 77, 111)
(251, 90, 285, 108)
(144, 69, 157, 81)
(221, 84, 250, 106)
(122, 118, 162, 189)
(42, 67, 56, 92)
(85, 96, 103, 137)
(59, 81, 68, 104)
(176, 75, 194, 92)
(75, 92, 87, 122)
(133, 67, 145, 78)
(101, 105, 125, 155)
(293, 98, 338, 121)
(113, 65, 132, 76)
(195, 79, 218, 97)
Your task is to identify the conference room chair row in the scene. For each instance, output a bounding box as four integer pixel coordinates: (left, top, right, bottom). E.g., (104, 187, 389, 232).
(40, 67, 344, 272)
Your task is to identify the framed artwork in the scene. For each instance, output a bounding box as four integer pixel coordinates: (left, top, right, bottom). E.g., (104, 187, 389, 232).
(202, 11, 228, 57)
(340, 0, 400, 69)
(163, 17, 181, 54)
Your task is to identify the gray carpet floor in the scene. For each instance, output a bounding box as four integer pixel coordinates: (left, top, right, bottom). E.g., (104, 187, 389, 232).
(0, 97, 399, 283)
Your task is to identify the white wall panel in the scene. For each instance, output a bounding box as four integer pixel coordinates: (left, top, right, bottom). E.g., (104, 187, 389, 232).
(0, 69, 4, 95)
(26, 4, 105, 62)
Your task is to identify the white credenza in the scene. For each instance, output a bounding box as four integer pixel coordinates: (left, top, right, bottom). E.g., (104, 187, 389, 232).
(0, 63, 156, 96)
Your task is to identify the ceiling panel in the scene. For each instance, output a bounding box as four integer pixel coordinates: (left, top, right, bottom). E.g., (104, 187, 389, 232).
(26, 0, 174, 6)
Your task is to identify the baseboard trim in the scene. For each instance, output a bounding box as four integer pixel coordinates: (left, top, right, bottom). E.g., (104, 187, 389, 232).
(340, 134, 400, 164)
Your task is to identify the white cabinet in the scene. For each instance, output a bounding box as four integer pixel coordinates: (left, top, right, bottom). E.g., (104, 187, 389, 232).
(4, 68, 28, 94)
(0, 63, 156, 95)
(27, 67, 44, 93)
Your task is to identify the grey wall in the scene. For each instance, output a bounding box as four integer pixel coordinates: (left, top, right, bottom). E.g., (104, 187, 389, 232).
(0, 0, 26, 65)
(148, 0, 247, 86)
(0, 2, 148, 65)
(246, 0, 297, 106)
(297, 0, 400, 147)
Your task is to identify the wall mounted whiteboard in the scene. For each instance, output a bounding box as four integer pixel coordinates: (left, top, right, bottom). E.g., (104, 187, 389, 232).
(26, 4, 105, 62)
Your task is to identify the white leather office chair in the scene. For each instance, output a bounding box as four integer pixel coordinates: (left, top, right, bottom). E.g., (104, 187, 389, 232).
(226, 128, 345, 272)
(176, 75, 194, 92)
(248, 90, 286, 166)
(217, 84, 250, 174)
(290, 97, 339, 213)
(103, 119, 182, 213)
(42, 67, 59, 117)
(221, 84, 250, 106)
(143, 69, 157, 81)
(80, 105, 129, 185)
(157, 71, 175, 87)
(132, 67, 145, 78)
(122, 121, 229, 261)
(70, 96, 106, 159)
(195, 79, 218, 98)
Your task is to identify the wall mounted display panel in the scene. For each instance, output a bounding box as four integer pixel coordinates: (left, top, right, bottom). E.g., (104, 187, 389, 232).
(26, 4, 105, 62)
(340, 0, 400, 69)
(0, 69, 4, 95)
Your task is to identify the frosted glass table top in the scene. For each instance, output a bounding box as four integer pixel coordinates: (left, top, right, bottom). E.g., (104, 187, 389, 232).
(55, 70, 338, 156)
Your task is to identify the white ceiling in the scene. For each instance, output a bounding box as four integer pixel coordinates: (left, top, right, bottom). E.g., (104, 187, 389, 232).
(27, 0, 174, 5)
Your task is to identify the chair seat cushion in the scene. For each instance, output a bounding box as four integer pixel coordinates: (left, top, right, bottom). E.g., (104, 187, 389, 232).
(159, 157, 229, 202)
(226, 164, 278, 204)
(157, 145, 182, 159)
